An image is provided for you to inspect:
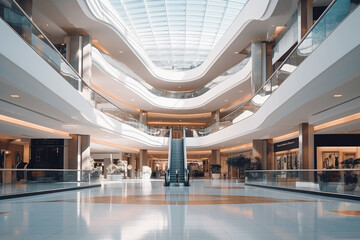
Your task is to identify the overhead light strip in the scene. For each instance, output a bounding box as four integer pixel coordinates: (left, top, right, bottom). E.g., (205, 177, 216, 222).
(91, 83, 140, 112)
(91, 138, 139, 152)
(0, 114, 70, 137)
(314, 112, 360, 132)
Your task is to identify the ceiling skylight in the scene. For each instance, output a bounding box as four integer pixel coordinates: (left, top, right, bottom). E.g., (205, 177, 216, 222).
(109, 0, 248, 71)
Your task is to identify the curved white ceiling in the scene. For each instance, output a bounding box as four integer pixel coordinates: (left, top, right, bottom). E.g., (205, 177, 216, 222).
(47, 0, 297, 90)
(108, 0, 248, 70)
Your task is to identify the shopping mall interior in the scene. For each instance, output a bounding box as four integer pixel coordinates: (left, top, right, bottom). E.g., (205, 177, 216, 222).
(0, 0, 360, 239)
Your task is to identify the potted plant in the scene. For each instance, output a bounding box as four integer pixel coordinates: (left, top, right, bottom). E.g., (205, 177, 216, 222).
(340, 158, 360, 191)
(106, 160, 127, 181)
(226, 154, 252, 181)
(318, 166, 340, 192)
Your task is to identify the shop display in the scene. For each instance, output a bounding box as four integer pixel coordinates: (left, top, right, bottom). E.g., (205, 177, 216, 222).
(276, 153, 300, 170)
(322, 152, 339, 169)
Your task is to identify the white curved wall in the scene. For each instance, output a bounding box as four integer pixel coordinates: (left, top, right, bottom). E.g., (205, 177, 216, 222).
(48, 0, 298, 90)
(92, 47, 252, 112)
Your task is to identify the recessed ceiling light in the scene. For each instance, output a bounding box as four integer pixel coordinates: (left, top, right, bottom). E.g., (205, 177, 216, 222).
(119, 50, 123, 54)
(10, 94, 20, 98)
(333, 94, 342, 98)
(224, 99, 228, 102)
(130, 98, 135, 101)
(61, 43, 65, 46)
(239, 90, 243, 93)
(234, 51, 240, 54)
(178, 86, 181, 88)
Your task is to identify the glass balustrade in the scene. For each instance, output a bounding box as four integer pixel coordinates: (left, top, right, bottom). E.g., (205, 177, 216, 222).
(0, 169, 100, 197)
(0, 0, 357, 139)
(191, 0, 359, 137)
(245, 169, 360, 198)
(0, 0, 168, 137)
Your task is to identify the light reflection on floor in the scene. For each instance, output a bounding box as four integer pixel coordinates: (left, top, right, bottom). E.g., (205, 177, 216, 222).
(1, 179, 360, 240)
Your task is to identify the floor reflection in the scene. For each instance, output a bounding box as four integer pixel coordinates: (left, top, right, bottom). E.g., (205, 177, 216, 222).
(1, 180, 360, 240)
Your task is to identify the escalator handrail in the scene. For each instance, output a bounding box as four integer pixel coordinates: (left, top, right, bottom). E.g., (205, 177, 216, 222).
(183, 127, 189, 185)
(165, 128, 172, 185)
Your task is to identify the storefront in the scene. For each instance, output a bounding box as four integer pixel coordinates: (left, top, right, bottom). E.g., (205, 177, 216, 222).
(315, 134, 360, 169)
(274, 138, 301, 170)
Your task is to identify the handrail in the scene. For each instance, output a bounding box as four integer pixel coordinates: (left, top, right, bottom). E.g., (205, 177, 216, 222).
(167, 128, 173, 170)
(195, 0, 359, 136)
(164, 128, 172, 186)
(183, 128, 187, 171)
(0, 0, 167, 137)
(0, 168, 96, 172)
(222, 0, 339, 121)
(183, 127, 189, 186)
(246, 169, 360, 173)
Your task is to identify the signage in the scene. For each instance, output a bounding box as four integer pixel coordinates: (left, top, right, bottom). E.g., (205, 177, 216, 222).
(274, 138, 299, 152)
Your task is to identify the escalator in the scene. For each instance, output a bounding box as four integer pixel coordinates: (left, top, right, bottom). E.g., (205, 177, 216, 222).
(164, 128, 190, 186)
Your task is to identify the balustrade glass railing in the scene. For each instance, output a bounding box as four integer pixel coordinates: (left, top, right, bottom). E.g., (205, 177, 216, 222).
(245, 169, 360, 198)
(190, 0, 359, 137)
(0, 169, 100, 197)
(0, 0, 169, 137)
(96, 48, 251, 99)
(1, 0, 357, 139)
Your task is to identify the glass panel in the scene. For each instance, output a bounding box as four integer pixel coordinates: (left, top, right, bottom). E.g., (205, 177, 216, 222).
(108, 0, 249, 70)
(0, 169, 100, 197)
(245, 169, 360, 198)
(193, 0, 359, 137)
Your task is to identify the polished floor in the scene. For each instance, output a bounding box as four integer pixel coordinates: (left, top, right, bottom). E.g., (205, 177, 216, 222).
(0, 182, 98, 196)
(1, 179, 360, 240)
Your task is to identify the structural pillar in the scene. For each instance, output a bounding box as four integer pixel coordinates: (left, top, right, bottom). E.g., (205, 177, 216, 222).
(21, 138, 30, 163)
(298, 0, 313, 40)
(211, 150, 221, 165)
(250, 42, 272, 96)
(64, 35, 92, 89)
(252, 139, 273, 170)
(139, 110, 148, 124)
(103, 154, 113, 179)
(17, 0, 33, 44)
(299, 123, 314, 169)
(210, 110, 220, 131)
(139, 149, 148, 169)
(65, 134, 91, 170)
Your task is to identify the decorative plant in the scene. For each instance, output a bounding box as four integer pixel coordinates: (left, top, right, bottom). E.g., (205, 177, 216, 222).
(344, 172, 358, 185)
(341, 158, 360, 186)
(340, 158, 360, 168)
(318, 166, 340, 183)
(226, 154, 252, 179)
(82, 157, 101, 181)
(107, 160, 127, 175)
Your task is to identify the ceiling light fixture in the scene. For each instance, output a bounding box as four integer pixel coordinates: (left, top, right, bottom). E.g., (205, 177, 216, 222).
(10, 94, 20, 98)
(119, 50, 123, 54)
(234, 51, 240, 54)
(333, 94, 343, 98)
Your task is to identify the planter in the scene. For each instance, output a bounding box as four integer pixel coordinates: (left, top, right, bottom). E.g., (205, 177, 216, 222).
(107, 175, 124, 181)
(212, 173, 220, 180)
(319, 182, 338, 193)
(343, 183, 357, 192)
